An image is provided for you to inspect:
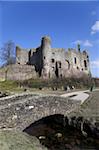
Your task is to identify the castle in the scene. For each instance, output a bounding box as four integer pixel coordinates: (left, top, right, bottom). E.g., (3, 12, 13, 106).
(16, 36, 90, 80)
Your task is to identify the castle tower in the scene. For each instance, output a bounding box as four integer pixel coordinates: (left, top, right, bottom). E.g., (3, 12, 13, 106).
(41, 36, 52, 78)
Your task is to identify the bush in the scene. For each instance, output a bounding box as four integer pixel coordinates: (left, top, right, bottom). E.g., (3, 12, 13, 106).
(17, 77, 93, 90)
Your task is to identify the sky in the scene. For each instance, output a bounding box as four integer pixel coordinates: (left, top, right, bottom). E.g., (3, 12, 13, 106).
(0, 0, 99, 77)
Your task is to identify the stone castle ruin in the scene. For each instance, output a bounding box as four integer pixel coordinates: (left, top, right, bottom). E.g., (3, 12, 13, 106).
(0, 36, 91, 81)
(16, 36, 90, 80)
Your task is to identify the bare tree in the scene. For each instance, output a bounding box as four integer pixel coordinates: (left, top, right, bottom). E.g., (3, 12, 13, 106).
(0, 40, 15, 66)
(0, 41, 15, 80)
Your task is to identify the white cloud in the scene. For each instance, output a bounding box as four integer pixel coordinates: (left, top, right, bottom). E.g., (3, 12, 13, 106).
(91, 60, 99, 68)
(72, 40, 93, 47)
(91, 21, 99, 34)
(83, 40, 93, 47)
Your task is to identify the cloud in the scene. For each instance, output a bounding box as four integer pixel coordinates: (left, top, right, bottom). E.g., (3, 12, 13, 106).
(91, 21, 99, 34)
(83, 40, 93, 47)
(72, 40, 93, 47)
(91, 60, 99, 68)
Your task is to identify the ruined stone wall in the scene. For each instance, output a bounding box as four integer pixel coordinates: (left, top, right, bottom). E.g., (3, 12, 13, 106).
(49, 48, 70, 78)
(14, 36, 90, 80)
(29, 47, 43, 76)
(16, 46, 29, 65)
(16, 45, 43, 77)
(65, 49, 90, 77)
(0, 64, 38, 81)
(81, 51, 90, 74)
(45, 47, 90, 79)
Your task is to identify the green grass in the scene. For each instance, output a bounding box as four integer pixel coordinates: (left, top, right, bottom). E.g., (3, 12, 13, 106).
(0, 80, 23, 93)
(0, 77, 94, 93)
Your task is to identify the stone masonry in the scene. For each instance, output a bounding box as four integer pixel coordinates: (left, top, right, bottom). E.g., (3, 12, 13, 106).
(16, 36, 91, 79)
(0, 93, 81, 130)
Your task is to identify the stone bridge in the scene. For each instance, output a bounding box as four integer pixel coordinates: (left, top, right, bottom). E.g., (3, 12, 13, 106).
(0, 93, 81, 131)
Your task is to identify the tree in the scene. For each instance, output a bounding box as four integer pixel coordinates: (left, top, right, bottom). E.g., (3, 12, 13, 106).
(0, 40, 15, 66)
(0, 41, 15, 80)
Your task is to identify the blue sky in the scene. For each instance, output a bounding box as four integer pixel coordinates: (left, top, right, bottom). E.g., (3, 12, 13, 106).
(0, 0, 99, 77)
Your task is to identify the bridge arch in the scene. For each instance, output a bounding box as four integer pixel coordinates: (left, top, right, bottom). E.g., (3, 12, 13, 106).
(0, 94, 80, 130)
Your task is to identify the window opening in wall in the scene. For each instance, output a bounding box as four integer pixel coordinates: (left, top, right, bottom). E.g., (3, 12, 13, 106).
(84, 60, 87, 70)
(28, 50, 31, 63)
(44, 56, 45, 59)
(74, 57, 77, 64)
(82, 68, 83, 71)
(77, 66, 79, 70)
(55, 62, 59, 78)
(60, 74, 62, 78)
(52, 59, 55, 63)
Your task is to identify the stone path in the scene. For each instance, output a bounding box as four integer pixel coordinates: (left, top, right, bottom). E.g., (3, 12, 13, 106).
(61, 88, 99, 104)
(61, 90, 90, 104)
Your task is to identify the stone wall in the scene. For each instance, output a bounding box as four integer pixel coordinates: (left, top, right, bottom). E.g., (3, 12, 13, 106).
(15, 36, 91, 80)
(16, 46, 29, 65)
(0, 93, 80, 130)
(0, 64, 38, 81)
(29, 47, 43, 76)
